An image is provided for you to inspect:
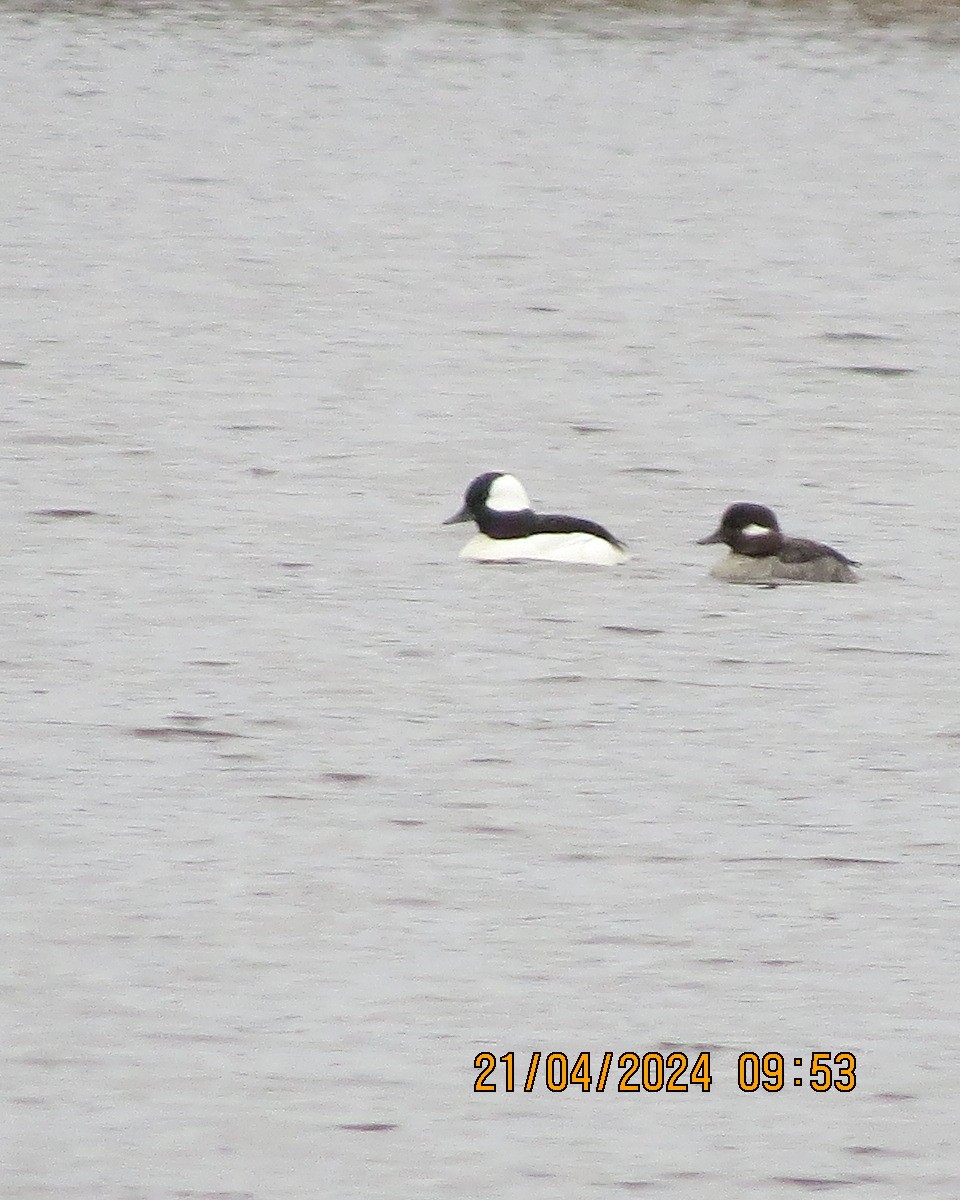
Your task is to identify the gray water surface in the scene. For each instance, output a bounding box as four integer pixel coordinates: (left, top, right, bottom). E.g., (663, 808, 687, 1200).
(3, 3, 960, 1197)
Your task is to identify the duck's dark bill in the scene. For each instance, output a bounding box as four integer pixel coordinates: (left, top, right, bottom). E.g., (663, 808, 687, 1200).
(443, 505, 472, 525)
(697, 529, 723, 545)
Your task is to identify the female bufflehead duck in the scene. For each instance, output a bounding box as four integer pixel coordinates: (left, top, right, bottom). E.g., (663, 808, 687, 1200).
(444, 472, 627, 565)
(697, 502, 859, 584)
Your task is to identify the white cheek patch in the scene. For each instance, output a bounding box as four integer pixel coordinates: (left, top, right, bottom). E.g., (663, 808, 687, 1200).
(741, 523, 771, 537)
(487, 474, 532, 513)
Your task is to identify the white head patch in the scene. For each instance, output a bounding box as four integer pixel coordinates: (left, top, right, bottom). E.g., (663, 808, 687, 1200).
(487, 474, 532, 513)
(741, 523, 771, 537)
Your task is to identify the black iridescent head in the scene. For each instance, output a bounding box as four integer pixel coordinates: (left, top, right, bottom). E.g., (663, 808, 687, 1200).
(443, 473, 532, 528)
(698, 503, 782, 557)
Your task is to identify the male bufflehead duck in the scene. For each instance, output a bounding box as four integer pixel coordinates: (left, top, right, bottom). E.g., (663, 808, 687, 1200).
(444, 472, 627, 565)
(697, 503, 859, 583)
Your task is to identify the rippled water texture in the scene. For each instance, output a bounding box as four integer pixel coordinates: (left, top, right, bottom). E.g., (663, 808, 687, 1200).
(3, 2, 960, 1196)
